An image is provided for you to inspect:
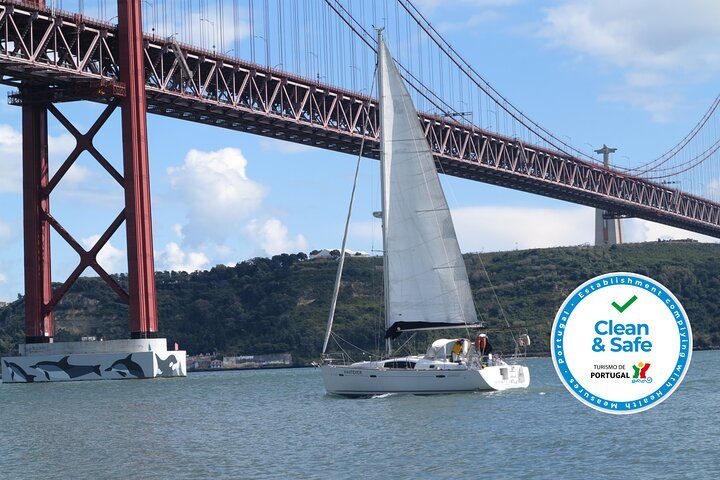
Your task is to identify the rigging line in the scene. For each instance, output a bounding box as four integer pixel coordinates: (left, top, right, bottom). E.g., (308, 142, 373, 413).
(219, 0, 224, 53)
(323, 0, 464, 120)
(401, 0, 572, 151)
(635, 138, 720, 175)
(331, 331, 384, 360)
(618, 95, 720, 173)
(322, 63, 380, 356)
(631, 132, 720, 176)
(642, 141, 720, 179)
(393, 332, 417, 357)
(249, 0, 255, 63)
(331, 334, 355, 363)
(634, 139, 720, 178)
(332, 0, 598, 168)
(475, 251, 519, 350)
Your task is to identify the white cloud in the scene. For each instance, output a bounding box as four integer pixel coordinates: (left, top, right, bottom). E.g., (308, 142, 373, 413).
(623, 218, 715, 243)
(413, 0, 516, 33)
(0, 271, 6, 284)
(61, 164, 93, 185)
(349, 207, 592, 252)
(0, 124, 23, 194)
(166, 148, 308, 262)
(167, 148, 266, 245)
(625, 72, 668, 89)
(540, 0, 720, 119)
(541, 1, 720, 70)
(81, 235, 125, 273)
(452, 205, 593, 251)
(0, 124, 75, 193)
(157, 242, 210, 272)
(599, 86, 681, 123)
(49, 134, 76, 157)
(0, 124, 22, 153)
(0, 219, 14, 246)
(351, 205, 715, 252)
(349, 221, 379, 240)
(245, 218, 308, 256)
(172, 223, 185, 239)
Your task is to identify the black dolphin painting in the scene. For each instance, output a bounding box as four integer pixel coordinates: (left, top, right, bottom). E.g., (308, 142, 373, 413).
(3, 360, 36, 382)
(30, 356, 102, 380)
(105, 354, 145, 378)
(155, 354, 183, 377)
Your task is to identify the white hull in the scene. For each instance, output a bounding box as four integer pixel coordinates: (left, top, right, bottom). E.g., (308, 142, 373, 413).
(322, 362, 529, 396)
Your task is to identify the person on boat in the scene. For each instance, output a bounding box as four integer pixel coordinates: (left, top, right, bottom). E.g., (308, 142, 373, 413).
(475, 334, 493, 355)
(451, 339, 464, 362)
(475, 334, 494, 366)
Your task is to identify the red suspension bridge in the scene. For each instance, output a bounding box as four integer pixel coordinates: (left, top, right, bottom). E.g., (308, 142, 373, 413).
(1, 0, 719, 342)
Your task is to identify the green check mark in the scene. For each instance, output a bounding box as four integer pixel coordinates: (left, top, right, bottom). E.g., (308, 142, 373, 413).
(611, 295, 637, 313)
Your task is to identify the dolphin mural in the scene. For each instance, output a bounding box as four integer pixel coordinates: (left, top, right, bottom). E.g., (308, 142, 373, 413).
(105, 354, 145, 378)
(30, 356, 102, 380)
(155, 354, 184, 377)
(3, 360, 36, 383)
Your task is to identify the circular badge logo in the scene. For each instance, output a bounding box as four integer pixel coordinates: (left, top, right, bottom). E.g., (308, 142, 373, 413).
(551, 272, 692, 414)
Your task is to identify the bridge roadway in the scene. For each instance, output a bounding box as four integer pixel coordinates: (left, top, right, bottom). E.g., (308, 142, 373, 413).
(2, 1, 720, 237)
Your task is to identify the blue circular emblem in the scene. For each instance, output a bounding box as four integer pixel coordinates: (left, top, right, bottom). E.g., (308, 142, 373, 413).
(551, 272, 692, 414)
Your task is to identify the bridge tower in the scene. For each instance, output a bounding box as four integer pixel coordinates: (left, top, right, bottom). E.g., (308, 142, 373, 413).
(595, 145, 623, 246)
(2, 0, 185, 383)
(20, 0, 157, 343)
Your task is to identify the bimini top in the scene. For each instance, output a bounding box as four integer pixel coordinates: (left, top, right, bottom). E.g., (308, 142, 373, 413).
(425, 338, 469, 360)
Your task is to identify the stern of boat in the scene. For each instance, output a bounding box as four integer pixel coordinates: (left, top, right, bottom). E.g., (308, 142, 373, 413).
(478, 363, 530, 390)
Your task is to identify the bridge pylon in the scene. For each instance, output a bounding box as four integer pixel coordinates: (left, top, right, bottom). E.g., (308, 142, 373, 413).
(595, 144, 623, 246)
(17, 0, 158, 343)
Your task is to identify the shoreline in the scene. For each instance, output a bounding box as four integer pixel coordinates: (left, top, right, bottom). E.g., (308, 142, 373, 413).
(187, 364, 314, 374)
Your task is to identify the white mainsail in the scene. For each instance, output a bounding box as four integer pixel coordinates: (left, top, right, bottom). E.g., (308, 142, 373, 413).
(378, 34, 478, 339)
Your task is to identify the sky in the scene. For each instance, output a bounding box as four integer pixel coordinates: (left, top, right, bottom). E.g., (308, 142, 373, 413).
(1, 0, 719, 301)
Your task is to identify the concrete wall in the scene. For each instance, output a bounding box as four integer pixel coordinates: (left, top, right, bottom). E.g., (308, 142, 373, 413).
(2, 341, 186, 383)
(19, 338, 169, 356)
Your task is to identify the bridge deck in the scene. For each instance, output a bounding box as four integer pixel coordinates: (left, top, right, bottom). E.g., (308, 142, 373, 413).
(2, 2, 720, 237)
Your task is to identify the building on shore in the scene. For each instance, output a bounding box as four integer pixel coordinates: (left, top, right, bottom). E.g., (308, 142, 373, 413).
(222, 353, 293, 369)
(187, 353, 292, 371)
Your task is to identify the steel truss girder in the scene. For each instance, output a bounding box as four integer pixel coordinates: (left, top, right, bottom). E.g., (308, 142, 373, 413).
(2, 1, 720, 238)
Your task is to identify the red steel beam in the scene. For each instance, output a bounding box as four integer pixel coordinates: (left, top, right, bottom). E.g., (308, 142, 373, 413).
(22, 96, 53, 343)
(4, 3, 720, 238)
(117, 0, 158, 337)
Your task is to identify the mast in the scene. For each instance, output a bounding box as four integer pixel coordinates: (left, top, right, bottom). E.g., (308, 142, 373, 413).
(378, 29, 391, 357)
(321, 157, 362, 356)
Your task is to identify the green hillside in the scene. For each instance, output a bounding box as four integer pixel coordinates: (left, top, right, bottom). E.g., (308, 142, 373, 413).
(1, 242, 719, 363)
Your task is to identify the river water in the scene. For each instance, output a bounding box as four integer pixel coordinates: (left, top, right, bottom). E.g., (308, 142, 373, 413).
(1, 351, 718, 479)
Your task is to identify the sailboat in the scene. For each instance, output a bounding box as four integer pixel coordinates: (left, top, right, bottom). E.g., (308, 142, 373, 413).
(320, 32, 530, 396)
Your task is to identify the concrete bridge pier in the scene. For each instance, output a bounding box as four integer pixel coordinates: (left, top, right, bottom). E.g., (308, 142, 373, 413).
(595, 145, 623, 246)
